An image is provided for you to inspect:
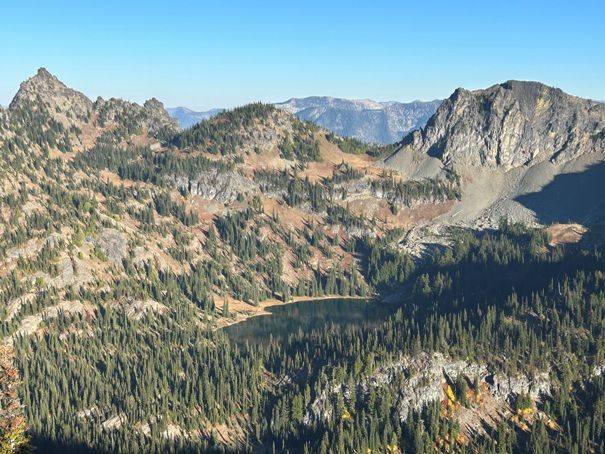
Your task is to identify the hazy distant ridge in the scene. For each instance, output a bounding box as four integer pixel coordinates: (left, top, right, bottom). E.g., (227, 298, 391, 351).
(166, 107, 224, 129)
(168, 97, 441, 144)
(275, 97, 441, 144)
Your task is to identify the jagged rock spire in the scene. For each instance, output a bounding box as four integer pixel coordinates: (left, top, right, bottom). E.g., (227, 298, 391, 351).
(9, 67, 93, 123)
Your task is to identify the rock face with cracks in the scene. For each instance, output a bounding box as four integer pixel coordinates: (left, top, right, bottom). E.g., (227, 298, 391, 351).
(304, 353, 551, 425)
(10, 68, 93, 124)
(385, 80, 605, 173)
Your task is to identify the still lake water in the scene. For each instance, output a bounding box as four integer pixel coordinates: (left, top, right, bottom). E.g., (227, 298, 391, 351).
(223, 298, 395, 345)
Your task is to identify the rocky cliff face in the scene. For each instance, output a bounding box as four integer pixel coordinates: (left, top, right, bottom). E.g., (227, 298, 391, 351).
(93, 96, 179, 135)
(304, 352, 551, 426)
(169, 170, 258, 204)
(9, 67, 93, 125)
(388, 81, 605, 172)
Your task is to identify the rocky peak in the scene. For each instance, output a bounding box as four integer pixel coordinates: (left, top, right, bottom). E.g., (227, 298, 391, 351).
(143, 97, 180, 131)
(9, 68, 93, 124)
(387, 81, 605, 172)
(35, 67, 54, 80)
(143, 97, 165, 113)
(93, 96, 179, 136)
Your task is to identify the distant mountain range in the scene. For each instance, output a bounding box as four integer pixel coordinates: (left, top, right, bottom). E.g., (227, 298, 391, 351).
(275, 97, 441, 144)
(165, 106, 224, 129)
(167, 97, 441, 144)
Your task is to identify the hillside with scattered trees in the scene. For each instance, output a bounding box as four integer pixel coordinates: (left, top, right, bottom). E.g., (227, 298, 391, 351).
(1, 69, 605, 453)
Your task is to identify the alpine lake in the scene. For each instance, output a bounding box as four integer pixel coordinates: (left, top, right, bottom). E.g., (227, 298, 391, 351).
(223, 298, 397, 345)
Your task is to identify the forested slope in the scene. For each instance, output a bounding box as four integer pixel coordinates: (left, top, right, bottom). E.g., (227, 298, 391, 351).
(1, 69, 605, 453)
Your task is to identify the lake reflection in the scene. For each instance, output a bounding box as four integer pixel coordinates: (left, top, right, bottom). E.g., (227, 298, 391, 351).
(223, 298, 393, 345)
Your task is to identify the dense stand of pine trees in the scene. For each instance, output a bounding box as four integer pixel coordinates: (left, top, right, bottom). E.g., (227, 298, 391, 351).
(167, 103, 277, 154)
(8, 220, 605, 453)
(3, 100, 605, 452)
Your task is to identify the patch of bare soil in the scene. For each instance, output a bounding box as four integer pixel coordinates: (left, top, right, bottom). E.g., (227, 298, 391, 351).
(77, 113, 105, 151)
(127, 133, 156, 148)
(191, 196, 225, 222)
(240, 146, 291, 174)
(99, 170, 141, 188)
(547, 223, 587, 247)
(455, 383, 511, 440)
(299, 133, 379, 182)
(453, 382, 559, 447)
(198, 418, 247, 449)
(261, 198, 317, 231)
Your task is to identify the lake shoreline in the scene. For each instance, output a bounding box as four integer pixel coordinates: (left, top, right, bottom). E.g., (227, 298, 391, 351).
(217, 294, 377, 330)
(222, 296, 393, 345)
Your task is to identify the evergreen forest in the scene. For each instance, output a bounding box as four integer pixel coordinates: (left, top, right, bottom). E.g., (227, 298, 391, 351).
(0, 73, 604, 454)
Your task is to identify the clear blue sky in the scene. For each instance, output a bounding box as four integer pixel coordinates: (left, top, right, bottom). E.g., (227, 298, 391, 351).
(1, 1, 603, 111)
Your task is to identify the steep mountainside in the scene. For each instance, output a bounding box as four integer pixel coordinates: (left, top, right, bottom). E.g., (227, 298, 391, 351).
(0, 105, 8, 135)
(387, 80, 605, 171)
(384, 81, 605, 228)
(275, 96, 441, 144)
(3, 70, 605, 453)
(0, 69, 469, 452)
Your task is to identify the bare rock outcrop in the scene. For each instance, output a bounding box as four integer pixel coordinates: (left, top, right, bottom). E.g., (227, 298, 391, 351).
(93, 96, 179, 135)
(304, 352, 551, 425)
(143, 98, 180, 132)
(170, 170, 257, 204)
(86, 229, 128, 267)
(487, 372, 551, 401)
(9, 67, 93, 124)
(52, 257, 94, 289)
(385, 81, 605, 173)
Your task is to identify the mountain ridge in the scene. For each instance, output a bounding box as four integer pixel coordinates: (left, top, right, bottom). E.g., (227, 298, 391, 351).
(386, 80, 605, 173)
(382, 79, 605, 230)
(276, 96, 442, 144)
(168, 96, 441, 144)
(8, 67, 179, 150)
(3, 69, 605, 453)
